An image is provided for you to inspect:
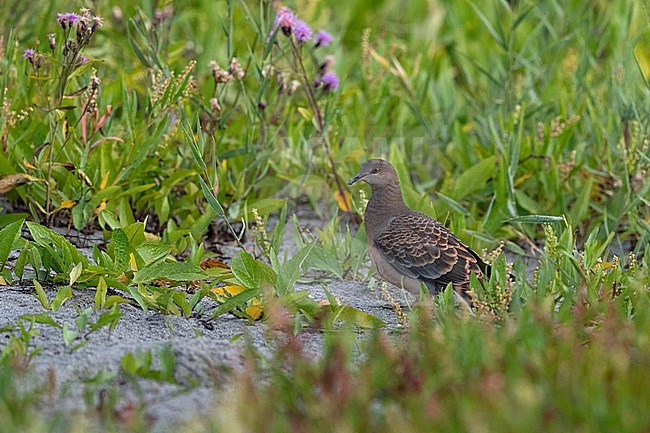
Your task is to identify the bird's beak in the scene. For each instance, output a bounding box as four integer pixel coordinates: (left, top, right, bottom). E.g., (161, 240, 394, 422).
(348, 173, 364, 185)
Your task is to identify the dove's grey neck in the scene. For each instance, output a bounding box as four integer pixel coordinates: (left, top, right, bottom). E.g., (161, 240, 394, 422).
(365, 181, 409, 241)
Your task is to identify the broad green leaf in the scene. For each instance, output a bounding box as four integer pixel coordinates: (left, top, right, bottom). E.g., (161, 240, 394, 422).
(69, 262, 83, 285)
(21, 313, 60, 328)
(127, 285, 148, 311)
(51, 285, 72, 311)
(95, 277, 108, 310)
(275, 244, 314, 295)
(305, 245, 343, 278)
(335, 306, 386, 328)
(105, 295, 130, 308)
(14, 244, 29, 280)
(174, 292, 192, 317)
(75, 307, 93, 331)
(231, 250, 276, 290)
(99, 210, 121, 230)
(29, 247, 43, 279)
(136, 243, 172, 266)
(0, 219, 23, 265)
(62, 323, 78, 346)
(449, 156, 496, 200)
(0, 213, 28, 228)
(26, 222, 88, 270)
(111, 228, 131, 274)
(133, 261, 208, 283)
(33, 279, 50, 309)
(121, 222, 146, 249)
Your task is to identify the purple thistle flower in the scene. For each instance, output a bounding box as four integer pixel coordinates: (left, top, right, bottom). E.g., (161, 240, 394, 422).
(293, 20, 312, 43)
(314, 30, 333, 48)
(273, 6, 296, 36)
(315, 71, 339, 92)
(23, 49, 36, 61)
(57, 12, 80, 29)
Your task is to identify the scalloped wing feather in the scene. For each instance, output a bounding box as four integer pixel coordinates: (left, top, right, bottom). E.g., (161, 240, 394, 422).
(374, 212, 488, 289)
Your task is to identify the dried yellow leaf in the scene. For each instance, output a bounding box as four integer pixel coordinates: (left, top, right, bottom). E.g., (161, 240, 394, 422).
(200, 259, 230, 270)
(129, 252, 138, 271)
(0, 173, 43, 194)
(93, 198, 107, 215)
(60, 199, 76, 209)
(333, 190, 352, 212)
(212, 285, 246, 296)
(246, 304, 264, 320)
(100, 171, 110, 190)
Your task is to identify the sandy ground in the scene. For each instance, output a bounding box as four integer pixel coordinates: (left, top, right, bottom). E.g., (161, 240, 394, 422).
(1, 278, 412, 428)
(0, 207, 418, 429)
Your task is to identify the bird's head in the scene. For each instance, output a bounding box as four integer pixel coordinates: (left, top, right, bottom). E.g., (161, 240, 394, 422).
(348, 158, 398, 188)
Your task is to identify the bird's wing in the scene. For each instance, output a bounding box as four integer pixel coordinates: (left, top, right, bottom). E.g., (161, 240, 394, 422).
(374, 212, 488, 287)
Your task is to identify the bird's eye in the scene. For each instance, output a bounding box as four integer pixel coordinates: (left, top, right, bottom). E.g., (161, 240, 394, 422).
(371, 168, 380, 174)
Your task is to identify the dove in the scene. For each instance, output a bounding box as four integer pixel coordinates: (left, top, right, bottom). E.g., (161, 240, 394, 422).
(348, 159, 489, 300)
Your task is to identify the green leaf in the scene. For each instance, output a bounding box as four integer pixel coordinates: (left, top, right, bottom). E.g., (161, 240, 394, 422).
(74, 307, 93, 331)
(127, 285, 148, 311)
(275, 244, 314, 296)
(436, 192, 471, 217)
(90, 305, 123, 332)
(98, 210, 121, 230)
(33, 280, 50, 310)
(182, 117, 207, 170)
(26, 222, 88, 272)
(121, 222, 146, 249)
(21, 313, 60, 328)
(62, 323, 78, 346)
(95, 277, 108, 310)
(197, 175, 225, 217)
(105, 295, 130, 309)
(306, 245, 343, 278)
(335, 305, 386, 328)
(133, 261, 208, 283)
(0, 219, 24, 265)
(0, 213, 28, 229)
(230, 250, 276, 290)
(241, 198, 286, 220)
(69, 262, 83, 285)
(270, 203, 287, 253)
(111, 228, 131, 274)
(569, 176, 594, 224)
(505, 215, 565, 224)
(14, 244, 29, 281)
(136, 243, 172, 266)
(51, 285, 72, 311)
(449, 156, 496, 200)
